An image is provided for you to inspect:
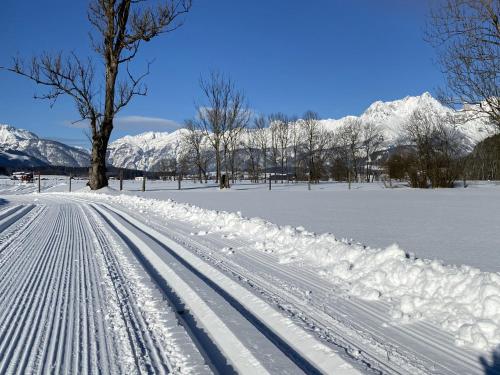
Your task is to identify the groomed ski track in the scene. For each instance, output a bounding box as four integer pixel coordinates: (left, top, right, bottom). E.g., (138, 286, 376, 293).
(0, 199, 210, 374)
(0, 195, 362, 374)
(0, 193, 493, 374)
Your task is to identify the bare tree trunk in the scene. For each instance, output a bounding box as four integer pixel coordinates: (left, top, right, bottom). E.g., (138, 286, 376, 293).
(89, 136, 109, 190)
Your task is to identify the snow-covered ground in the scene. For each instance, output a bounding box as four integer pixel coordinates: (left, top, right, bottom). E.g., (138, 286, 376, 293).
(1, 178, 500, 374)
(42, 178, 500, 272)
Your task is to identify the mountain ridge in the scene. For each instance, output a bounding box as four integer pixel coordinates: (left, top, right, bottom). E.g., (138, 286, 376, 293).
(109, 92, 497, 170)
(0, 124, 90, 168)
(2, 93, 497, 171)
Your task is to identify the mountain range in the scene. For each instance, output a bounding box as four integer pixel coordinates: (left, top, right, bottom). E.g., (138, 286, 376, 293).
(1, 93, 496, 171)
(0, 125, 90, 169)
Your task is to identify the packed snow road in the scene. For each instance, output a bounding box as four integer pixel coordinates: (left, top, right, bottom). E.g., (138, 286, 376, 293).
(0, 198, 210, 374)
(0, 195, 362, 374)
(0, 190, 498, 374)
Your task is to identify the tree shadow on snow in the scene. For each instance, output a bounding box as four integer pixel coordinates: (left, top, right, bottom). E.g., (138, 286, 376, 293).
(481, 347, 500, 375)
(128, 184, 219, 192)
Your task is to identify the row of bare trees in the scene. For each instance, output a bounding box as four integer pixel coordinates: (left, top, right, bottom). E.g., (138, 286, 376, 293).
(168, 73, 388, 187)
(164, 76, 474, 189)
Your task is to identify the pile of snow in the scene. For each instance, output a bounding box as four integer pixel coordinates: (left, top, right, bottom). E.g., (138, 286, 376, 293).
(67, 192, 500, 351)
(0, 124, 90, 167)
(76, 185, 121, 195)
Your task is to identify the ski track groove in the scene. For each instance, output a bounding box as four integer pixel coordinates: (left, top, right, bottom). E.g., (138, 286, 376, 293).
(82, 203, 171, 374)
(0, 205, 61, 373)
(1, 191, 484, 375)
(0, 201, 194, 374)
(205, 228, 480, 373)
(128, 206, 484, 375)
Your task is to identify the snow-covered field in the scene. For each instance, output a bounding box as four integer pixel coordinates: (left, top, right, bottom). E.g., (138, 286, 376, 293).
(1, 177, 500, 374)
(42, 178, 500, 272)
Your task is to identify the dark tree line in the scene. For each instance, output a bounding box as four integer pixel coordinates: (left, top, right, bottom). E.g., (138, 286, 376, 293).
(386, 108, 467, 188)
(465, 134, 500, 180)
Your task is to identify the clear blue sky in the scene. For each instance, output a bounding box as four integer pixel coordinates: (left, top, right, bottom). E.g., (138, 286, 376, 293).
(0, 0, 442, 147)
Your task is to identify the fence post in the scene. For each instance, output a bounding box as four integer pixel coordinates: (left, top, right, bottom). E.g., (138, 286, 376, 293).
(120, 169, 123, 191)
(38, 172, 41, 193)
(142, 174, 146, 192)
(69, 173, 72, 192)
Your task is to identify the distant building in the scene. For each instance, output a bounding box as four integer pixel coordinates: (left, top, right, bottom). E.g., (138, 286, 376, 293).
(11, 171, 34, 183)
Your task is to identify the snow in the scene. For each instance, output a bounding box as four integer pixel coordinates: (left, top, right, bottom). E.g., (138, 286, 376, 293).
(2, 176, 500, 372)
(0, 199, 208, 373)
(107, 129, 187, 171)
(321, 92, 496, 149)
(106, 92, 497, 171)
(97, 202, 359, 374)
(68, 187, 500, 351)
(0, 124, 90, 167)
(80, 179, 500, 273)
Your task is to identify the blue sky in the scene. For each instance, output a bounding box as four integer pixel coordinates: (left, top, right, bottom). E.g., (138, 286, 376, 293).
(0, 0, 442, 147)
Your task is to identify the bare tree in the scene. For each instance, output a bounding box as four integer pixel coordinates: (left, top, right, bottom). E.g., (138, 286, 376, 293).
(330, 131, 350, 182)
(268, 113, 289, 182)
(289, 117, 301, 182)
(194, 71, 249, 188)
(253, 115, 269, 182)
(427, 0, 500, 128)
(3, 0, 191, 189)
(300, 111, 322, 185)
(338, 118, 362, 183)
(360, 121, 384, 182)
(183, 119, 210, 182)
(243, 128, 262, 182)
(224, 106, 249, 184)
(269, 115, 281, 183)
(404, 108, 467, 187)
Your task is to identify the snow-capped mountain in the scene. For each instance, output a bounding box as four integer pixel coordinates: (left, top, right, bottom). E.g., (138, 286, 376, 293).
(107, 129, 187, 171)
(321, 92, 496, 146)
(0, 124, 90, 167)
(107, 93, 497, 171)
(4, 93, 496, 171)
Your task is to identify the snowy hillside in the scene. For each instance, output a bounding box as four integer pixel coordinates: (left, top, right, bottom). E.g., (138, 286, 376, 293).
(0, 149, 48, 168)
(108, 93, 497, 171)
(0, 124, 90, 167)
(107, 129, 187, 171)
